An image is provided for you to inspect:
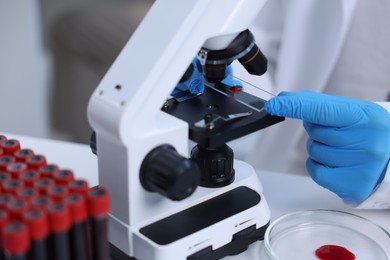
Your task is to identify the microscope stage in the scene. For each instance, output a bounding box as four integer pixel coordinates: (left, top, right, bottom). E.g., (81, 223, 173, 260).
(163, 83, 284, 147)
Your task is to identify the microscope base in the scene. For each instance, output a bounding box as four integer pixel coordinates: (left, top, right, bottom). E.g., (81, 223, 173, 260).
(110, 223, 268, 260)
(111, 186, 269, 259)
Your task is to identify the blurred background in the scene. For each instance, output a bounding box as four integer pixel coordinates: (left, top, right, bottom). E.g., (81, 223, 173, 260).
(0, 0, 154, 143)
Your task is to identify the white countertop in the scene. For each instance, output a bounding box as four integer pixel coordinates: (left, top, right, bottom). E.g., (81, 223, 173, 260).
(4, 133, 390, 259)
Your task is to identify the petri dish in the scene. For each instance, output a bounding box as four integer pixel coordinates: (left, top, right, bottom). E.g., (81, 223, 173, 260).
(263, 209, 390, 259)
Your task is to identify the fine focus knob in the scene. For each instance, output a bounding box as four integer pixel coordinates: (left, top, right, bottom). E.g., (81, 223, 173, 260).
(140, 145, 200, 201)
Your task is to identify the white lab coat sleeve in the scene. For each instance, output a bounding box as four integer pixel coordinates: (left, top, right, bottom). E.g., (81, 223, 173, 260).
(350, 102, 390, 209)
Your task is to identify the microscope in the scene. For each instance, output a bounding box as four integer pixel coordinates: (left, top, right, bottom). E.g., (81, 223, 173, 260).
(87, 1, 284, 259)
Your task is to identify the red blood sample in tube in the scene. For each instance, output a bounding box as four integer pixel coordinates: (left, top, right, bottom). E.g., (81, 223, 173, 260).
(6, 162, 28, 179)
(54, 169, 75, 186)
(39, 164, 59, 179)
(14, 148, 34, 162)
(315, 245, 356, 260)
(68, 179, 89, 197)
(66, 194, 90, 260)
(0, 155, 16, 171)
(87, 186, 110, 260)
(26, 154, 47, 170)
(0, 139, 21, 155)
(0, 148, 3, 156)
(2, 221, 30, 258)
(47, 203, 71, 260)
(23, 209, 50, 260)
(20, 170, 41, 187)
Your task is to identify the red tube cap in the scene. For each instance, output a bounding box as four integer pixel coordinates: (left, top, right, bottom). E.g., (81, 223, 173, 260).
(34, 178, 55, 196)
(0, 209, 10, 230)
(0, 135, 7, 145)
(2, 221, 30, 254)
(18, 188, 39, 203)
(14, 149, 34, 163)
(7, 199, 31, 221)
(0, 194, 15, 210)
(3, 179, 24, 196)
(26, 155, 46, 170)
(48, 185, 69, 203)
(7, 162, 28, 179)
(54, 169, 75, 186)
(23, 209, 49, 240)
(65, 194, 87, 223)
(20, 170, 40, 187)
(68, 179, 89, 197)
(47, 203, 71, 233)
(87, 186, 110, 217)
(0, 156, 16, 171)
(31, 196, 53, 213)
(0, 139, 20, 156)
(39, 164, 59, 179)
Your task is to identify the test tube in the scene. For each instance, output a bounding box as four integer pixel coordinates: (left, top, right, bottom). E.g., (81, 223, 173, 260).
(6, 200, 30, 221)
(34, 178, 55, 196)
(31, 197, 53, 213)
(0, 140, 20, 156)
(17, 188, 39, 204)
(23, 209, 49, 260)
(47, 203, 71, 260)
(39, 164, 59, 179)
(0, 135, 6, 145)
(13, 149, 34, 163)
(87, 186, 110, 260)
(54, 169, 75, 186)
(2, 180, 24, 197)
(48, 185, 69, 203)
(66, 194, 90, 260)
(0, 172, 11, 191)
(0, 195, 14, 211)
(26, 155, 46, 171)
(2, 221, 30, 260)
(19, 170, 40, 188)
(6, 163, 28, 180)
(0, 156, 16, 172)
(68, 179, 89, 197)
(0, 210, 10, 260)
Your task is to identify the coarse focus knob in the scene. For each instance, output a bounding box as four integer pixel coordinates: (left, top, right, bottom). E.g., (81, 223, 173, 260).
(140, 145, 200, 201)
(191, 144, 235, 188)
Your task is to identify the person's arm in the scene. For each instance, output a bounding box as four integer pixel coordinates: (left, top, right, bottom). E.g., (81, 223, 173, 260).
(264, 91, 390, 208)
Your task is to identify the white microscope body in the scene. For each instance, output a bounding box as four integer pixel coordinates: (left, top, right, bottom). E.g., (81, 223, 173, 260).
(87, 0, 274, 259)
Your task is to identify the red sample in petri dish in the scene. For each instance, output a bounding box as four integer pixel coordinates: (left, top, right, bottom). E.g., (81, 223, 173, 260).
(315, 244, 356, 260)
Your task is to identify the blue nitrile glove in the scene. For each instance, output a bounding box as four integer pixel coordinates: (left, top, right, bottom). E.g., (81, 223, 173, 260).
(171, 58, 242, 95)
(264, 90, 390, 202)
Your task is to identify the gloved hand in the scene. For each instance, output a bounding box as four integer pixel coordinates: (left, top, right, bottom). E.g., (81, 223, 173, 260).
(264, 90, 390, 202)
(171, 58, 242, 95)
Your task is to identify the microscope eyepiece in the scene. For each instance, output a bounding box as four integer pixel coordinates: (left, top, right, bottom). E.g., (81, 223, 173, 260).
(199, 30, 267, 83)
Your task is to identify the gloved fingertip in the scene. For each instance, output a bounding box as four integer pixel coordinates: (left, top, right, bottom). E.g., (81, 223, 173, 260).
(263, 98, 283, 116)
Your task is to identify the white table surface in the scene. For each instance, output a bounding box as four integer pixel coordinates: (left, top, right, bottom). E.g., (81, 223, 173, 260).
(4, 133, 389, 259)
